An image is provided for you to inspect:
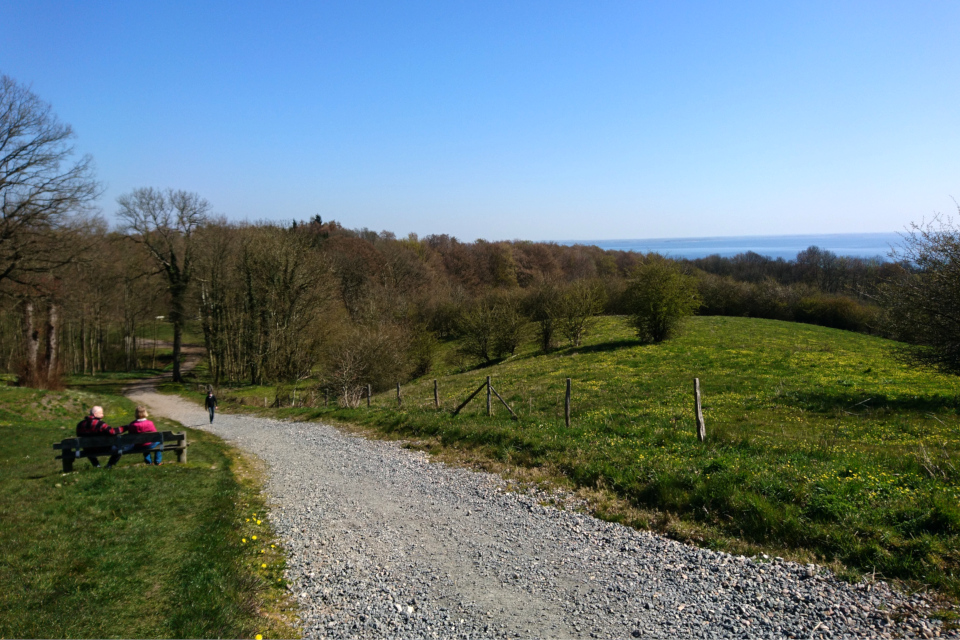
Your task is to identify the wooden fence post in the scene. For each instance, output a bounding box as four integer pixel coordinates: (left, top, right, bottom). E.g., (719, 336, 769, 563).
(397, 383, 402, 407)
(434, 379, 439, 409)
(325, 389, 329, 407)
(694, 377, 706, 442)
(565, 378, 571, 428)
(486, 376, 492, 416)
(367, 384, 372, 408)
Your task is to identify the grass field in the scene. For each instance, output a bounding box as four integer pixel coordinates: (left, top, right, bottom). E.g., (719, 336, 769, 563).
(196, 315, 960, 600)
(0, 385, 297, 639)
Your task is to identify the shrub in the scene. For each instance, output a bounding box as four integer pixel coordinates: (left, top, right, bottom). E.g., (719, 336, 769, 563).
(624, 256, 701, 343)
(523, 280, 562, 352)
(457, 292, 527, 362)
(555, 280, 606, 347)
(795, 295, 878, 333)
(324, 323, 412, 406)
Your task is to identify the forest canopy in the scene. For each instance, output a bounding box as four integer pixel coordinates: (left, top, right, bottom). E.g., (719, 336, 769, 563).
(4, 205, 901, 402)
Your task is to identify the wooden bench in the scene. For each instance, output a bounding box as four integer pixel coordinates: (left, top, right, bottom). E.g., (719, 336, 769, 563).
(53, 431, 188, 472)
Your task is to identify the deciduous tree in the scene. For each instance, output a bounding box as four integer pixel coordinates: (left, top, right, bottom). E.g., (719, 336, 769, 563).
(625, 256, 700, 343)
(0, 74, 100, 290)
(116, 188, 209, 381)
(881, 215, 960, 373)
(0, 74, 100, 386)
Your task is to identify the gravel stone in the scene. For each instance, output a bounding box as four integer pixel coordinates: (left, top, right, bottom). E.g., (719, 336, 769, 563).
(130, 389, 957, 639)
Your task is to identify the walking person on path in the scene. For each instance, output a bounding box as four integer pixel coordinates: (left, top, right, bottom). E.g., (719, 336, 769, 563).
(204, 390, 218, 424)
(76, 406, 125, 468)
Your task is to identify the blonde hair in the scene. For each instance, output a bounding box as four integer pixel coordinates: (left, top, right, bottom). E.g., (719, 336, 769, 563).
(135, 406, 149, 420)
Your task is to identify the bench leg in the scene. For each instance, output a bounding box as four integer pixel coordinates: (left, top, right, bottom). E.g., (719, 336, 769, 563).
(62, 451, 74, 473)
(176, 447, 185, 464)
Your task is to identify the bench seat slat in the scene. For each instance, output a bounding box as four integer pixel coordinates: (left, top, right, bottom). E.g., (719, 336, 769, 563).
(53, 431, 187, 450)
(56, 443, 186, 460)
(54, 431, 188, 471)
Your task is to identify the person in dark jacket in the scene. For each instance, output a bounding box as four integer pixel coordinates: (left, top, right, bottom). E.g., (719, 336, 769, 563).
(76, 406, 125, 468)
(204, 391, 217, 424)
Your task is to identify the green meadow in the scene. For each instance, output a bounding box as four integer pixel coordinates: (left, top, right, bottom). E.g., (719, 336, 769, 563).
(0, 385, 296, 639)
(207, 315, 960, 598)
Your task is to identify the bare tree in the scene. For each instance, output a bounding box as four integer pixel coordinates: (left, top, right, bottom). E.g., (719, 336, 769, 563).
(0, 74, 100, 386)
(0, 74, 100, 289)
(555, 280, 605, 347)
(881, 214, 960, 374)
(116, 187, 209, 381)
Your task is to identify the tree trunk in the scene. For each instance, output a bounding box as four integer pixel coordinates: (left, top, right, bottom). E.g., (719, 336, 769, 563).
(172, 319, 183, 382)
(171, 286, 185, 382)
(22, 300, 39, 385)
(95, 306, 103, 374)
(81, 313, 88, 374)
(45, 303, 58, 382)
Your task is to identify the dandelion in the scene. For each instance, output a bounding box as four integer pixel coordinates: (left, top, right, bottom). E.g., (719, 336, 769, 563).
(256, 635, 263, 640)
(242, 538, 247, 543)
(261, 563, 267, 569)
(257, 520, 262, 525)
(252, 535, 257, 540)
(246, 518, 250, 522)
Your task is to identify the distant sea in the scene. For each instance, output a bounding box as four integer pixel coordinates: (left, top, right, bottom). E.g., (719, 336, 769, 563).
(562, 232, 902, 261)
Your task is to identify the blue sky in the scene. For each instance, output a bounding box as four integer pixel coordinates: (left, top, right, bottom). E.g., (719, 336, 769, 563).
(2, 1, 958, 241)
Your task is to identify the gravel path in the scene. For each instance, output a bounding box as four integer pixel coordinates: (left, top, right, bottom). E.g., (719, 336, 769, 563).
(128, 388, 953, 639)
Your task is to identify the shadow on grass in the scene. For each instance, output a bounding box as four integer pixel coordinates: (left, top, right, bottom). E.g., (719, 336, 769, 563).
(560, 338, 643, 356)
(458, 358, 509, 373)
(780, 390, 960, 414)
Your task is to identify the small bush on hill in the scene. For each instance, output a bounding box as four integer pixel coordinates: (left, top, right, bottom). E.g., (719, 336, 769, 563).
(625, 257, 701, 343)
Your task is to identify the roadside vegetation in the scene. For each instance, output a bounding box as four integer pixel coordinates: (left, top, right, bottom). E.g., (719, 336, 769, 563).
(0, 384, 297, 638)
(180, 315, 960, 600)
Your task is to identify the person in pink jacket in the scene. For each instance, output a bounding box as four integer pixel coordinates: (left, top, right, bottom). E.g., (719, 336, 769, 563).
(126, 406, 162, 465)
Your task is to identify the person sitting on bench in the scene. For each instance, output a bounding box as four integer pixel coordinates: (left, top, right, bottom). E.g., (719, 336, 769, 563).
(125, 406, 162, 465)
(76, 406, 126, 468)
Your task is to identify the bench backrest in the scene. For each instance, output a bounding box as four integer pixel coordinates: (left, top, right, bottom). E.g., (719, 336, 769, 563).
(53, 431, 187, 450)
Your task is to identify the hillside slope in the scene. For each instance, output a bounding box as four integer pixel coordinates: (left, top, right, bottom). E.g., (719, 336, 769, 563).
(217, 316, 960, 598)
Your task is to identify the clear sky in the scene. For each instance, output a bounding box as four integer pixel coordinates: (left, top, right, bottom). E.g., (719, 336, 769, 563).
(2, 1, 958, 242)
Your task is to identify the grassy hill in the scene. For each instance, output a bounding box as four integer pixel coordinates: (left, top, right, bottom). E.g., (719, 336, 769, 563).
(204, 315, 960, 599)
(0, 385, 295, 639)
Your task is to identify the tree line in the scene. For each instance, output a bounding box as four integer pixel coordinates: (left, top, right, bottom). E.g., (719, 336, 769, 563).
(4, 72, 957, 401)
